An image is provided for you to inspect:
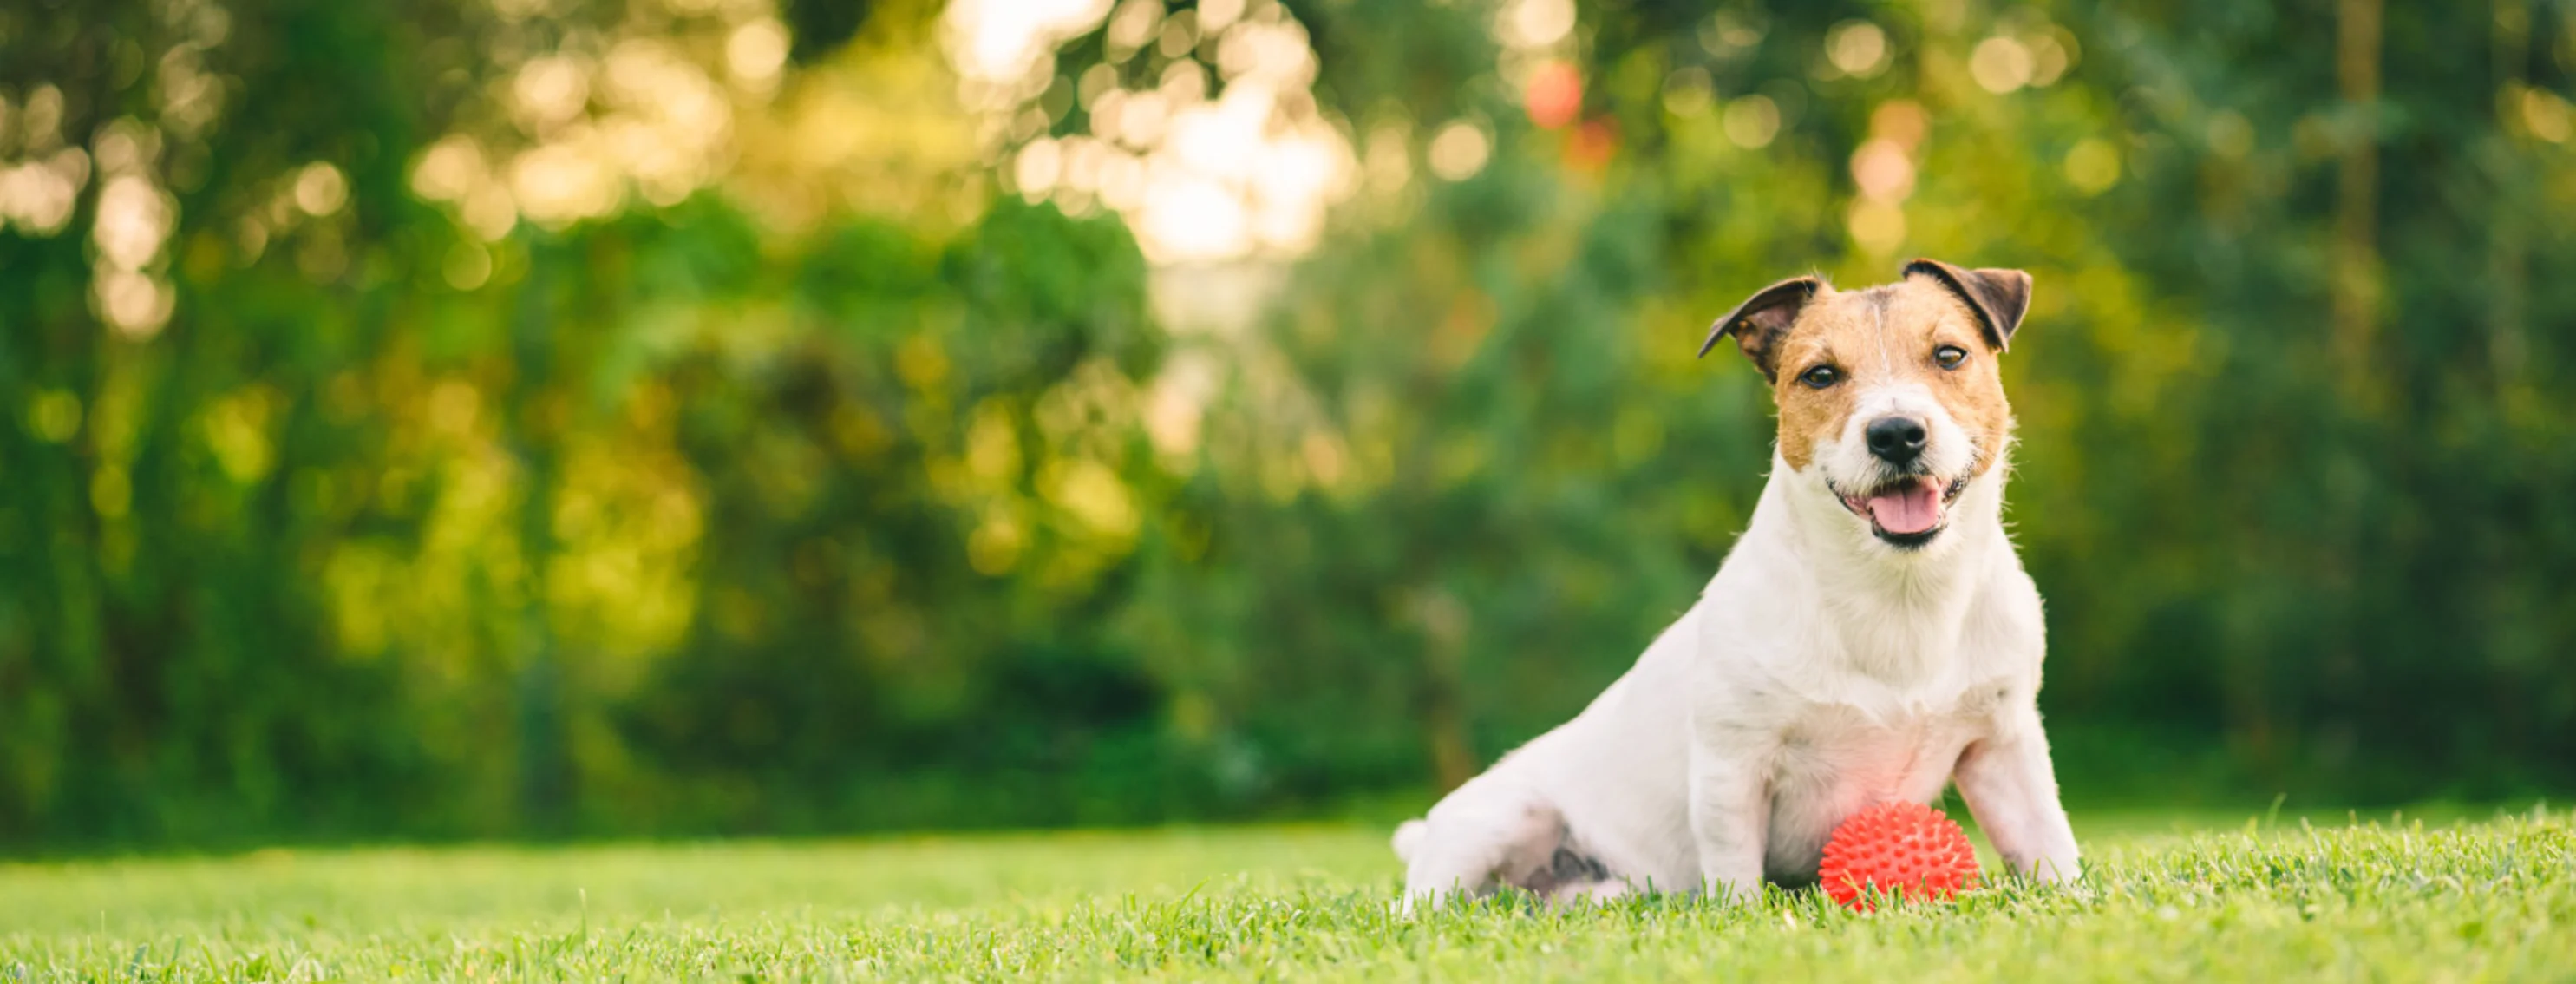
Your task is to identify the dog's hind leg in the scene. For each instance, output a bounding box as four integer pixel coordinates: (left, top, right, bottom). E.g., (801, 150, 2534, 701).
(1397, 779, 1570, 912)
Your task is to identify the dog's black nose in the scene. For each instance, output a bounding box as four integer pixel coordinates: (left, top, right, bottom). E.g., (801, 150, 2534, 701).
(1864, 416, 1928, 464)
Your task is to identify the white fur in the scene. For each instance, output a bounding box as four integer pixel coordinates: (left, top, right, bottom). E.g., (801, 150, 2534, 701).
(1819, 380, 1978, 496)
(1394, 378, 2080, 909)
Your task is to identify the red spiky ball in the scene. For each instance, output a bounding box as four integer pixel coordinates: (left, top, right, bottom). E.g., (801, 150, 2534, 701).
(1817, 801, 1980, 911)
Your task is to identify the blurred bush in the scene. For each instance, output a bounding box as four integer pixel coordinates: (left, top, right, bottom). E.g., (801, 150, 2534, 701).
(1, 0, 2573, 847)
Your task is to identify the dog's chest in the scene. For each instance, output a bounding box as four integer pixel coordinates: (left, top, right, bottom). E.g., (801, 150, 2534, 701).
(1758, 681, 2010, 883)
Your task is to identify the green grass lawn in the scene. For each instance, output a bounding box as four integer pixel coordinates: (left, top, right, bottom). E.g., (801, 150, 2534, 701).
(2, 805, 2569, 981)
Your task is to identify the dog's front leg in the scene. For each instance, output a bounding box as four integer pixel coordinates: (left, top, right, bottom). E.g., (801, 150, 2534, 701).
(1686, 734, 1771, 902)
(1953, 705, 2081, 883)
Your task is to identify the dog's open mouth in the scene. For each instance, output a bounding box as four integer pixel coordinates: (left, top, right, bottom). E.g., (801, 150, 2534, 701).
(1834, 476, 1971, 548)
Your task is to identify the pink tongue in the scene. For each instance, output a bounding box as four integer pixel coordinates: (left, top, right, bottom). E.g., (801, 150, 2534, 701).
(1866, 482, 1942, 535)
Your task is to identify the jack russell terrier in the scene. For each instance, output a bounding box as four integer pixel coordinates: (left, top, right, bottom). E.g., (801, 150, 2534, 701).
(1393, 259, 2080, 907)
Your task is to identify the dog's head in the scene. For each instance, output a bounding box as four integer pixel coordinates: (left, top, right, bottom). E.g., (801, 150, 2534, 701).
(1700, 259, 2030, 551)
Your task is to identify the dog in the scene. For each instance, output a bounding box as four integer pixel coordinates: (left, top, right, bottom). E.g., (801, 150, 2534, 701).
(1392, 259, 2080, 908)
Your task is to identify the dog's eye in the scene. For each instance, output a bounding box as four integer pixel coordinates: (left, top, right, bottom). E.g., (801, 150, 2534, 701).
(1798, 365, 1840, 389)
(1934, 344, 1968, 370)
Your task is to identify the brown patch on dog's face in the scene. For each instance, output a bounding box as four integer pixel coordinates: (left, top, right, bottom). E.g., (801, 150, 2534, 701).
(1703, 261, 2032, 547)
(1767, 278, 2012, 471)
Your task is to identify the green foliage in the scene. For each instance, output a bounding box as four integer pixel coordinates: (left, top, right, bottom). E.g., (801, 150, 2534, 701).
(3, 0, 2575, 850)
(3, 810, 2571, 980)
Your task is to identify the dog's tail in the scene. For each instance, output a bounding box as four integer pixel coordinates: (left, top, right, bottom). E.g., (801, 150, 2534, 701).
(1390, 818, 1429, 863)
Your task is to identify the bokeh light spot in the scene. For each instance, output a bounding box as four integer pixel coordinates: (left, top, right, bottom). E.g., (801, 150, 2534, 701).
(1849, 139, 1913, 201)
(2064, 138, 2121, 194)
(2520, 88, 2571, 143)
(1525, 60, 1582, 129)
(294, 162, 349, 216)
(1971, 36, 2034, 94)
(1847, 199, 1905, 254)
(1723, 95, 1780, 148)
(1663, 68, 1714, 117)
(1498, 0, 1576, 50)
(1827, 21, 1889, 78)
(443, 240, 493, 291)
(1428, 121, 1491, 181)
(726, 19, 789, 89)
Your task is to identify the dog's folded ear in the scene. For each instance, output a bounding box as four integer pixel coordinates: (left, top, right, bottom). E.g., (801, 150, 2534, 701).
(1701, 275, 1826, 382)
(1903, 259, 2031, 352)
